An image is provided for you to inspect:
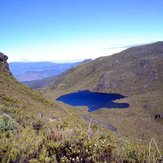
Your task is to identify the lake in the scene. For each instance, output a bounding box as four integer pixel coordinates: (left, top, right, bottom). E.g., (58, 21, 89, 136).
(56, 90, 129, 112)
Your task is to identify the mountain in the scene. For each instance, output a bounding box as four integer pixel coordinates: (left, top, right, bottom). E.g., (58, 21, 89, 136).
(44, 42, 163, 95)
(0, 49, 162, 162)
(2, 52, 145, 162)
(9, 61, 82, 82)
(42, 42, 163, 150)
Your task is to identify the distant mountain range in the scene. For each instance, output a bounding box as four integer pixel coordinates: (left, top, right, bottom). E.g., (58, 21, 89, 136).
(9, 61, 82, 82)
(15, 59, 92, 89)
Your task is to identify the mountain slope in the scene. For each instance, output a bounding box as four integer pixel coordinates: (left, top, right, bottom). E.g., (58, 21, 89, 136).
(1, 53, 91, 131)
(1, 54, 63, 119)
(44, 42, 163, 96)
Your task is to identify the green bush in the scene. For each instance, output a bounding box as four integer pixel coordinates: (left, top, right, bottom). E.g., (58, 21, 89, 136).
(0, 114, 17, 133)
(0, 127, 46, 163)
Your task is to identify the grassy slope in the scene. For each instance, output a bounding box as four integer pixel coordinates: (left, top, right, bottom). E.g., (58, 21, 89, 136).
(0, 70, 90, 130)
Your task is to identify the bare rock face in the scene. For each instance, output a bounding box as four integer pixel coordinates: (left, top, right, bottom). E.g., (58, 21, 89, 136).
(0, 52, 10, 73)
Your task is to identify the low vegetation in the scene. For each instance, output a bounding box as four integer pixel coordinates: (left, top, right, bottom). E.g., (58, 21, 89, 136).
(0, 48, 163, 162)
(0, 105, 162, 162)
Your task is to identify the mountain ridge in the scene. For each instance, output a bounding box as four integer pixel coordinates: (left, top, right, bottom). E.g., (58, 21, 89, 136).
(43, 41, 163, 97)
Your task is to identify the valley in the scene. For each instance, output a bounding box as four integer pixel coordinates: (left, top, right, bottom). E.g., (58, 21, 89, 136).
(0, 42, 163, 162)
(41, 42, 163, 150)
(10, 61, 81, 82)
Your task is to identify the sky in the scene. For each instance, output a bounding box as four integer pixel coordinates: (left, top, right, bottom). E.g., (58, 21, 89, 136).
(0, 0, 163, 62)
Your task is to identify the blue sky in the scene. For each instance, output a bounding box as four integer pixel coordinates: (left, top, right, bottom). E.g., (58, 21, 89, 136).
(0, 0, 163, 62)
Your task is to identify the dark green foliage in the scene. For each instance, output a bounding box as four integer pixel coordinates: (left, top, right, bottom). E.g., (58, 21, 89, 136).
(52, 137, 114, 162)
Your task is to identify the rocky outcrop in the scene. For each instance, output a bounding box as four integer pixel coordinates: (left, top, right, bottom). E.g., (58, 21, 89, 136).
(0, 52, 10, 73)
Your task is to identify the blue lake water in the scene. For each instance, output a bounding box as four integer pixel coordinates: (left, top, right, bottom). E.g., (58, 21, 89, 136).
(56, 90, 129, 112)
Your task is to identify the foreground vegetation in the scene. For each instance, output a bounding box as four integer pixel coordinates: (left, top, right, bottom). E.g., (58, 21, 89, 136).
(0, 104, 162, 163)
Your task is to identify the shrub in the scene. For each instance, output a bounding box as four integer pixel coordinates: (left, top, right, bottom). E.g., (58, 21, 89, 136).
(0, 114, 17, 133)
(47, 136, 116, 162)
